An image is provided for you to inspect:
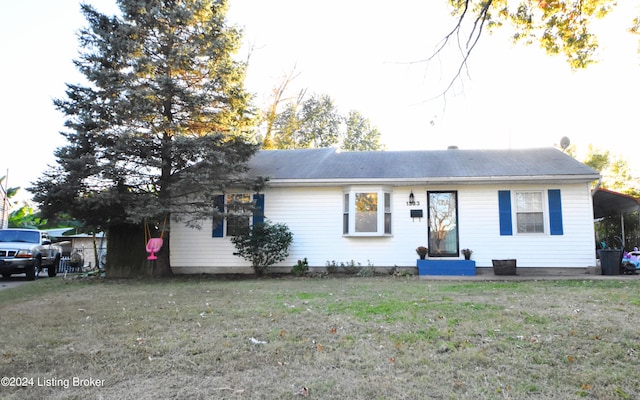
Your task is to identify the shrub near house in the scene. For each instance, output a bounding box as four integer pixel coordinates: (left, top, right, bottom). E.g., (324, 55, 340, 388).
(230, 221, 293, 275)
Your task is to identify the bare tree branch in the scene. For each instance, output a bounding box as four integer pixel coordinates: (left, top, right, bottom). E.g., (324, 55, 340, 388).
(437, 0, 493, 100)
(262, 67, 301, 149)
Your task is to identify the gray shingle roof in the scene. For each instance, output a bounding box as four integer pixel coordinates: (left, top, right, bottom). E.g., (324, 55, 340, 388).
(247, 147, 599, 185)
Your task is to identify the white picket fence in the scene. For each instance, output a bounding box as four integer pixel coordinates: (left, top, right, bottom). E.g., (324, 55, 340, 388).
(57, 256, 83, 273)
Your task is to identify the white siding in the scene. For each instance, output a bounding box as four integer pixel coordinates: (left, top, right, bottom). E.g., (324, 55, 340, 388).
(170, 182, 596, 273)
(452, 183, 596, 269)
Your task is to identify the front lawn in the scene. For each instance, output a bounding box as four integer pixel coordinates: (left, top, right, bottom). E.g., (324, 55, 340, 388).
(1, 276, 639, 399)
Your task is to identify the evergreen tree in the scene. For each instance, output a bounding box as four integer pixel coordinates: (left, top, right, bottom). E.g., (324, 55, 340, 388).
(30, 0, 261, 277)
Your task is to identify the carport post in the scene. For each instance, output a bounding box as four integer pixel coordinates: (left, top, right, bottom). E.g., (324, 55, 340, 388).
(621, 213, 625, 248)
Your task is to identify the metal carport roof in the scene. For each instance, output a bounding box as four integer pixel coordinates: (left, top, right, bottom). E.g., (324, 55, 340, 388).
(593, 188, 640, 219)
(593, 188, 640, 248)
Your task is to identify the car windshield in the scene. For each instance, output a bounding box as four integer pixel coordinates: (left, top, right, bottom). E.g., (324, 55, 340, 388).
(0, 230, 40, 243)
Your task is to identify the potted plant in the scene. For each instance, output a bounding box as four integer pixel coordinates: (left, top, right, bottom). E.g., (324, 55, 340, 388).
(461, 248, 473, 260)
(416, 246, 428, 260)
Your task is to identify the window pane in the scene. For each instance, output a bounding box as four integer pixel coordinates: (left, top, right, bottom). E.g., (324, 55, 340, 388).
(343, 193, 349, 234)
(428, 191, 458, 256)
(384, 212, 391, 234)
(227, 193, 251, 204)
(516, 192, 542, 212)
(355, 192, 377, 232)
(384, 192, 391, 234)
(515, 192, 544, 233)
(517, 213, 544, 233)
(227, 216, 250, 236)
(226, 194, 251, 236)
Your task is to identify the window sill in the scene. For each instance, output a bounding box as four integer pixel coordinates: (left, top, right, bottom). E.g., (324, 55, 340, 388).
(343, 234, 393, 238)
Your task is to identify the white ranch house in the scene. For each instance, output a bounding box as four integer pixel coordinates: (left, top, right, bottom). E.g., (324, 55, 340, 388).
(170, 147, 601, 274)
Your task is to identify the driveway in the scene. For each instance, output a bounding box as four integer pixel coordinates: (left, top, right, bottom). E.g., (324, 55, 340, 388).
(0, 274, 54, 290)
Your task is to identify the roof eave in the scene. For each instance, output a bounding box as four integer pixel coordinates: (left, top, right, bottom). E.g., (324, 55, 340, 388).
(263, 174, 601, 187)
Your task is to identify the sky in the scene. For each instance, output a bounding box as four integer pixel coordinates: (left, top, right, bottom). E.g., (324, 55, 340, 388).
(1, 0, 639, 201)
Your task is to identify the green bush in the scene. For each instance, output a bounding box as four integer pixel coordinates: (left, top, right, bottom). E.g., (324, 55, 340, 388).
(325, 259, 374, 276)
(325, 260, 339, 274)
(291, 258, 309, 276)
(231, 221, 293, 276)
(356, 261, 375, 277)
(342, 260, 360, 275)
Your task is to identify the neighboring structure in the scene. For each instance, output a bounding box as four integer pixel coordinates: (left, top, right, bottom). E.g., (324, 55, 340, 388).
(592, 188, 640, 248)
(57, 232, 107, 269)
(170, 147, 600, 274)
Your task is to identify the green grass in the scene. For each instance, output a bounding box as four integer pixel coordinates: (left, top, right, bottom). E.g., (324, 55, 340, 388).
(1, 275, 640, 399)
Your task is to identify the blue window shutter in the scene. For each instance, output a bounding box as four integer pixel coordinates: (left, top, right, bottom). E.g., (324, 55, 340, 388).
(253, 194, 265, 225)
(498, 190, 513, 236)
(212, 195, 225, 237)
(548, 189, 563, 235)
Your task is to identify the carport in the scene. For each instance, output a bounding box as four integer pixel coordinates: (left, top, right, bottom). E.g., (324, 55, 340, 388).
(592, 188, 640, 248)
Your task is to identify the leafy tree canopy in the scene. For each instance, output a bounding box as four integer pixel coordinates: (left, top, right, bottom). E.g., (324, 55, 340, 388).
(0, 181, 46, 229)
(436, 0, 637, 93)
(265, 92, 385, 151)
(342, 110, 384, 152)
(583, 145, 640, 196)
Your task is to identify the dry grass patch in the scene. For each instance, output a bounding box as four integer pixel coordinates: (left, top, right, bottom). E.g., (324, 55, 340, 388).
(1, 276, 639, 399)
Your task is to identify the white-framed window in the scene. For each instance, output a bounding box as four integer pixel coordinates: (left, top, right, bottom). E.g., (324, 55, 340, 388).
(515, 191, 544, 233)
(343, 188, 391, 236)
(226, 193, 252, 236)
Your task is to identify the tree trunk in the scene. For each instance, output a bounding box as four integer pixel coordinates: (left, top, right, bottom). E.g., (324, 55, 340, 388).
(92, 232, 99, 269)
(152, 230, 172, 277)
(105, 224, 172, 278)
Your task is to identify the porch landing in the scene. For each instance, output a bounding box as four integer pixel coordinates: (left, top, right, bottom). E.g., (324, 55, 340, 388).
(417, 259, 476, 276)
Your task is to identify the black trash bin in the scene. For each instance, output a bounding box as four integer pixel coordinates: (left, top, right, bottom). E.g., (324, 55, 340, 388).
(600, 249, 622, 275)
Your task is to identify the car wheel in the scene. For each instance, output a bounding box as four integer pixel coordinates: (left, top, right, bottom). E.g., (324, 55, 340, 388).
(26, 258, 41, 281)
(48, 256, 59, 277)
